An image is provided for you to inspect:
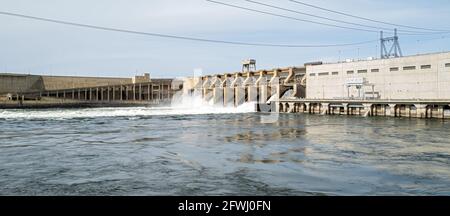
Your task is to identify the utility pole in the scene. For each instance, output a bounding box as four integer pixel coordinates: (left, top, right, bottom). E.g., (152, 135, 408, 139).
(380, 29, 403, 59)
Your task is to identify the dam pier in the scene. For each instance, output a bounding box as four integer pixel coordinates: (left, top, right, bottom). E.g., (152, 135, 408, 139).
(277, 99, 450, 119)
(183, 65, 306, 109)
(35, 80, 173, 103)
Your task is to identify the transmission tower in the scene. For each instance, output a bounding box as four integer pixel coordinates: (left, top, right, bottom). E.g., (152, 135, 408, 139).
(380, 29, 403, 59)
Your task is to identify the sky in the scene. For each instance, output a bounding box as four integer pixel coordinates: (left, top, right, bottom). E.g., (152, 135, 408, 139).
(1, 0, 450, 78)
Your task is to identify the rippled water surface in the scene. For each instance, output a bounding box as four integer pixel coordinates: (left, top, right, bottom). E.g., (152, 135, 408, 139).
(1, 107, 450, 195)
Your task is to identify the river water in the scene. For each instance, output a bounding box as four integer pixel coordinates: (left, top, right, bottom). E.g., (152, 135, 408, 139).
(1, 102, 450, 195)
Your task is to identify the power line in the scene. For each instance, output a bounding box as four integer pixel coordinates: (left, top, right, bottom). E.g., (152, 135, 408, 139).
(416, 35, 450, 42)
(0, 10, 377, 48)
(289, 0, 450, 33)
(207, 0, 434, 36)
(206, 0, 379, 33)
(245, 0, 432, 34)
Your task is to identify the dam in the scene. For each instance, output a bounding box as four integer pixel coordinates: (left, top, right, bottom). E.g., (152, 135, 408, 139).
(184, 52, 450, 119)
(0, 73, 181, 108)
(2, 51, 450, 119)
(1, 54, 450, 197)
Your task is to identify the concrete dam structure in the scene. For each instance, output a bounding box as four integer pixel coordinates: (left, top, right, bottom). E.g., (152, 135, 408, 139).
(2, 51, 450, 118)
(183, 66, 306, 112)
(0, 73, 132, 94)
(278, 51, 450, 119)
(185, 52, 450, 119)
(0, 73, 180, 108)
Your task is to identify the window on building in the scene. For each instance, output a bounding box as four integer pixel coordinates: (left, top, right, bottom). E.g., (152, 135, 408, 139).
(446, 63, 450, 67)
(347, 70, 354, 74)
(357, 70, 368, 74)
(390, 67, 399, 71)
(318, 72, 329, 76)
(332, 72, 339, 75)
(403, 66, 416, 70)
(371, 69, 379, 72)
(421, 65, 431, 69)
(309, 73, 316, 76)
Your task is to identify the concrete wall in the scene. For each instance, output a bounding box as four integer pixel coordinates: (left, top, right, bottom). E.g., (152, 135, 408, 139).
(306, 52, 450, 100)
(0, 74, 45, 94)
(41, 76, 131, 90)
(1, 73, 134, 94)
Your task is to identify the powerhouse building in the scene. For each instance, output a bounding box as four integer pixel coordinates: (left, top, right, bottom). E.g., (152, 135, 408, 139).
(306, 52, 450, 100)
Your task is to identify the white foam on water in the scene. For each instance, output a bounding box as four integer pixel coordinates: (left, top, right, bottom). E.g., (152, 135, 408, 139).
(0, 90, 256, 119)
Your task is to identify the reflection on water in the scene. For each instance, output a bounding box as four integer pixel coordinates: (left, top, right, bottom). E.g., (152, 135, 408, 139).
(0, 108, 450, 195)
(225, 128, 306, 143)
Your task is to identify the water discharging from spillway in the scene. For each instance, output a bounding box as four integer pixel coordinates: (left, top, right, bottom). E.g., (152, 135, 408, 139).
(0, 87, 256, 120)
(169, 89, 256, 115)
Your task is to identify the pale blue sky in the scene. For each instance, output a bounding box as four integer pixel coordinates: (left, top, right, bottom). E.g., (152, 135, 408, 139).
(1, 0, 450, 78)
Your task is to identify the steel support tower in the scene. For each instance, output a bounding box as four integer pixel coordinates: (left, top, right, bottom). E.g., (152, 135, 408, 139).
(380, 29, 403, 59)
